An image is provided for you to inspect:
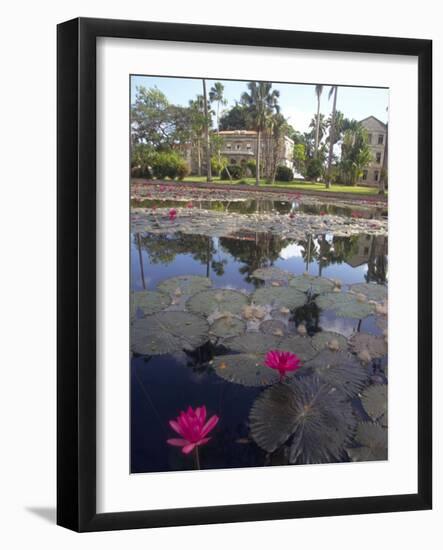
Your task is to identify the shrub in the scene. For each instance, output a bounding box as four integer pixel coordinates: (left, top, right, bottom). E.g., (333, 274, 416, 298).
(306, 158, 324, 181)
(275, 165, 294, 182)
(211, 156, 228, 177)
(220, 164, 243, 180)
(151, 151, 189, 180)
(246, 160, 257, 177)
(131, 144, 155, 179)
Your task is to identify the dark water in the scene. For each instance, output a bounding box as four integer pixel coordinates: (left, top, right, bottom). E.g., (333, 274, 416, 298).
(130, 199, 388, 474)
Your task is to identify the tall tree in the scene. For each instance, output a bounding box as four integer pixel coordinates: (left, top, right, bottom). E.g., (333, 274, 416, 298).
(202, 79, 212, 182)
(326, 85, 338, 188)
(241, 82, 280, 185)
(209, 82, 227, 132)
(314, 85, 323, 157)
(309, 113, 327, 144)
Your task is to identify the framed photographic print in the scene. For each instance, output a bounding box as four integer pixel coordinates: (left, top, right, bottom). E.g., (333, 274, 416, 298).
(57, 17, 432, 531)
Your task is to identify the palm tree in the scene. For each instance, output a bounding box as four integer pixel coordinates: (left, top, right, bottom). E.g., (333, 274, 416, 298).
(326, 85, 338, 189)
(309, 113, 327, 144)
(241, 82, 280, 185)
(202, 79, 212, 182)
(209, 82, 227, 132)
(314, 85, 323, 157)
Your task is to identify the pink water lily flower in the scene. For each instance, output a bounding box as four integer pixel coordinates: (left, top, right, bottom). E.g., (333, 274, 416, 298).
(265, 350, 302, 380)
(187, 201, 193, 208)
(169, 208, 177, 221)
(167, 405, 219, 455)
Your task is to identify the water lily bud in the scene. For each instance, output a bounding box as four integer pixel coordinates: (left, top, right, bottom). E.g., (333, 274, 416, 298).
(358, 349, 371, 363)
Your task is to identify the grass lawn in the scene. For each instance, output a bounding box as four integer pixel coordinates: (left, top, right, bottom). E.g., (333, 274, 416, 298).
(180, 176, 382, 195)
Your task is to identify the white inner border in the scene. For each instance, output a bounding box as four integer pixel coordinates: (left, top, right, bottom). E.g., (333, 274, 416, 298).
(96, 37, 418, 513)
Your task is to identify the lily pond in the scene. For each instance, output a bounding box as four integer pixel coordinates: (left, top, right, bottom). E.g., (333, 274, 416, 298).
(130, 184, 388, 473)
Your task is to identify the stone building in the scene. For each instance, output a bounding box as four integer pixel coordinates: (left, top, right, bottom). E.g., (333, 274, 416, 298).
(358, 116, 388, 186)
(217, 130, 294, 169)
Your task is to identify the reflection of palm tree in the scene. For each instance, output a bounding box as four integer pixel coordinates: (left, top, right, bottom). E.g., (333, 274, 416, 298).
(136, 233, 146, 289)
(299, 235, 318, 272)
(365, 236, 388, 284)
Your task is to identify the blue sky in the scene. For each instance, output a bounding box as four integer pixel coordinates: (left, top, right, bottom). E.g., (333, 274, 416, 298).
(131, 75, 388, 134)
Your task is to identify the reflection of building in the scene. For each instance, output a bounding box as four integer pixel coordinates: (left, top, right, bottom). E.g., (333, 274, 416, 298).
(346, 234, 388, 274)
(358, 116, 387, 186)
(218, 130, 293, 168)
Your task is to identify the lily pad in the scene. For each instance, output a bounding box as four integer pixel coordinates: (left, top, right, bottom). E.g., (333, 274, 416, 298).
(311, 331, 348, 352)
(252, 286, 306, 310)
(131, 290, 171, 317)
(289, 274, 335, 294)
(210, 316, 246, 339)
(276, 335, 317, 362)
(347, 422, 387, 462)
(131, 311, 209, 355)
(316, 291, 375, 319)
(305, 350, 368, 397)
(186, 289, 248, 317)
(249, 377, 356, 464)
(251, 267, 292, 282)
(213, 353, 281, 387)
(349, 333, 387, 359)
(260, 319, 288, 337)
(225, 333, 282, 354)
(361, 384, 387, 421)
(157, 275, 212, 296)
(350, 282, 387, 303)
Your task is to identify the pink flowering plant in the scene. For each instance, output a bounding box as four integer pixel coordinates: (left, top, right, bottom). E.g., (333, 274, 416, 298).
(264, 350, 302, 381)
(167, 405, 219, 468)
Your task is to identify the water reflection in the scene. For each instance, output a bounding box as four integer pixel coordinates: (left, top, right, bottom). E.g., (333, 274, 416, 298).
(133, 231, 388, 291)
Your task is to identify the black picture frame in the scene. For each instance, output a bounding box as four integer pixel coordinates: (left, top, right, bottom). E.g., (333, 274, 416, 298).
(57, 17, 432, 532)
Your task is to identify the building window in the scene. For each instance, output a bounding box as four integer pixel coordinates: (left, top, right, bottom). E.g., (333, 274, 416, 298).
(364, 247, 370, 255)
(378, 134, 384, 145)
(246, 143, 251, 149)
(367, 133, 372, 144)
(236, 143, 241, 150)
(362, 170, 368, 181)
(376, 152, 382, 164)
(226, 143, 231, 149)
(230, 158, 236, 165)
(374, 170, 379, 182)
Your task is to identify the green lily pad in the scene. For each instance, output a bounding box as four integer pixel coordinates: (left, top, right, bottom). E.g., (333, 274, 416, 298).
(225, 332, 282, 354)
(305, 350, 368, 397)
(316, 292, 375, 319)
(260, 319, 288, 337)
(186, 288, 249, 317)
(361, 384, 387, 422)
(249, 377, 356, 464)
(131, 290, 171, 317)
(251, 267, 292, 282)
(349, 333, 387, 359)
(347, 422, 387, 462)
(311, 331, 348, 352)
(209, 316, 246, 339)
(349, 283, 387, 302)
(276, 335, 317, 362)
(213, 353, 281, 387)
(289, 274, 335, 294)
(157, 275, 212, 296)
(252, 287, 306, 310)
(131, 311, 209, 355)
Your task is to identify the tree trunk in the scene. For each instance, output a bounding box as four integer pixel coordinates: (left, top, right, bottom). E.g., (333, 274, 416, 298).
(314, 98, 321, 158)
(202, 79, 212, 182)
(326, 86, 338, 189)
(197, 139, 201, 176)
(256, 129, 261, 186)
